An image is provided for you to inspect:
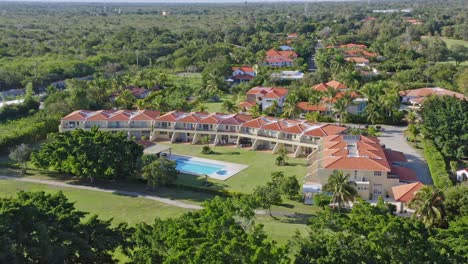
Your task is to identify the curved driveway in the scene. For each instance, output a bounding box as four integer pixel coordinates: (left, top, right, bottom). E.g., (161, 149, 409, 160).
(377, 125, 432, 184)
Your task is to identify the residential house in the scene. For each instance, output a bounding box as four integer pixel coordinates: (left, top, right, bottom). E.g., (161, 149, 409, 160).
(392, 182, 424, 212)
(231, 66, 256, 82)
(399, 87, 467, 109)
(304, 135, 419, 200)
(345, 57, 370, 67)
(270, 71, 304, 80)
(60, 110, 347, 158)
(297, 80, 367, 116)
(240, 86, 289, 111)
(265, 49, 298, 67)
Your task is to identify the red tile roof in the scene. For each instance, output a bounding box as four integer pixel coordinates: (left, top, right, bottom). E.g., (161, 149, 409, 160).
(239, 101, 256, 108)
(391, 166, 418, 182)
(392, 182, 424, 202)
(61, 110, 93, 121)
(155, 111, 185, 122)
(177, 112, 207, 123)
(266, 49, 298, 59)
(132, 110, 160, 121)
(339, 43, 367, 49)
(232, 74, 254, 80)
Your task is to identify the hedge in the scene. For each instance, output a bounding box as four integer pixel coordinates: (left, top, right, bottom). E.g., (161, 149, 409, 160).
(423, 140, 453, 189)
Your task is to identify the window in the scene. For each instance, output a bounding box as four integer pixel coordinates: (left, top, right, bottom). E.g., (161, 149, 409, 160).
(354, 170, 358, 177)
(373, 184, 383, 195)
(374, 171, 382, 176)
(160, 132, 167, 135)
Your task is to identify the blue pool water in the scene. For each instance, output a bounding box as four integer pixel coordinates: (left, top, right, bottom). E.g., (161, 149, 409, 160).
(175, 158, 226, 175)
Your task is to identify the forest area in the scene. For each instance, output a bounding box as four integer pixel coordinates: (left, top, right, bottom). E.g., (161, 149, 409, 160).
(0, 0, 467, 263)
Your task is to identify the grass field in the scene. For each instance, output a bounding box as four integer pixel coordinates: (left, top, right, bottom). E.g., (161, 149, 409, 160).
(0, 179, 188, 225)
(0, 179, 311, 246)
(440, 37, 468, 48)
(161, 143, 308, 193)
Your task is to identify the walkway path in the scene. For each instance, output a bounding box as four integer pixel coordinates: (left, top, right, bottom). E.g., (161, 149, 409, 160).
(0, 175, 203, 210)
(0, 175, 303, 217)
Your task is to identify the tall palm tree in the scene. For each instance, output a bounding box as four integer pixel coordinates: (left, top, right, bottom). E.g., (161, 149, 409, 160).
(332, 98, 348, 126)
(408, 186, 446, 228)
(404, 124, 420, 143)
(194, 103, 208, 112)
(323, 171, 357, 212)
(364, 103, 383, 124)
(134, 99, 147, 110)
(115, 89, 136, 109)
(281, 101, 300, 119)
(248, 105, 261, 118)
(405, 111, 418, 124)
(221, 100, 239, 113)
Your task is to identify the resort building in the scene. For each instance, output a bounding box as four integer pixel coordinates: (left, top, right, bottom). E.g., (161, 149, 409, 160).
(60, 110, 348, 158)
(399, 87, 467, 109)
(304, 135, 419, 200)
(239, 86, 289, 111)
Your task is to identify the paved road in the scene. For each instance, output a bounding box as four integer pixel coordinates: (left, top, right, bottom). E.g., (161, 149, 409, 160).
(377, 125, 432, 184)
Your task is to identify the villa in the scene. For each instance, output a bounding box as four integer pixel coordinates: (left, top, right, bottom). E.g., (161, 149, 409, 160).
(231, 66, 256, 82)
(239, 86, 289, 111)
(304, 135, 419, 200)
(264, 49, 298, 67)
(297, 80, 368, 116)
(399, 87, 467, 109)
(60, 110, 347, 158)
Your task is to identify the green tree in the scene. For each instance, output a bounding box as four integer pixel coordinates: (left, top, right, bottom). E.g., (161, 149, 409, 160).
(332, 98, 348, 126)
(0, 191, 127, 263)
(280, 175, 300, 199)
(221, 100, 239, 113)
(126, 197, 288, 263)
(9, 143, 32, 175)
(405, 124, 420, 143)
(444, 185, 468, 221)
(32, 128, 143, 183)
(141, 157, 178, 189)
(115, 89, 136, 109)
(248, 104, 261, 118)
(408, 185, 446, 228)
(322, 170, 357, 212)
(254, 184, 282, 215)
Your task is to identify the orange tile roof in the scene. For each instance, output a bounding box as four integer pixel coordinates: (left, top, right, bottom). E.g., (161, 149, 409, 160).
(61, 110, 93, 121)
(132, 110, 160, 121)
(391, 166, 418, 182)
(239, 101, 256, 108)
(345, 57, 369, 63)
(312, 80, 347, 92)
(297, 102, 328, 112)
(245, 87, 289, 98)
(155, 111, 185, 122)
(392, 182, 424, 202)
(385, 149, 408, 163)
(399, 87, 467, 100)
(232, 66, 255, 73)
(177, 112, 207, 123)
(241, 117, 274, 129)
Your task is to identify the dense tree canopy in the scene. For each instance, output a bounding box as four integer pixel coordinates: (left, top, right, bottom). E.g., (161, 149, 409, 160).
(32, 128, 144, 182)
(0, 191, 128, 263)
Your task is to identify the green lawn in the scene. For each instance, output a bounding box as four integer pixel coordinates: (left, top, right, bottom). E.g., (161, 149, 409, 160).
(0, 179, 189, 226)
(0, 179, 311, 247)
(162, 143, 308, 193)
(205, 101, 224, 112)
(440, 37, 468, 48)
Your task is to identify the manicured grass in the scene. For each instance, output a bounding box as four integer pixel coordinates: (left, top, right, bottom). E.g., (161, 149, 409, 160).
(162, 143, 308, 193)
(440, 37, 468, 48)
(256, 215, 310, 246)
(205, 101, 224, 112)
(0, 180, 189, 226)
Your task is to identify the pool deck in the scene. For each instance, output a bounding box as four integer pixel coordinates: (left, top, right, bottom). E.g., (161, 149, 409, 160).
(168, 154, 248, 180)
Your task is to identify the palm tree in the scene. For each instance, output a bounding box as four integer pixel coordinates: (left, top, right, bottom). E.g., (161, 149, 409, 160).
(405, 111, 418, 124)
(248, 105, 261, 118)
(404, 124, 420, 144)
(408, 186, 446, 228)
(332, 98, 348, 126)
(323, 171, 357, 212)
(134, 99, 147, 110)
(364, 103, 383, 125)
(194, 103, 208, 112)
(281, 101, 299, 119)
(221, 100, 239, 113)
(115, 89, 136, 109)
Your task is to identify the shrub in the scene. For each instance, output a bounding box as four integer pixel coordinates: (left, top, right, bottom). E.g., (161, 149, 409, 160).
(201, 145, 213, 154)
(423, 140, 453, 189)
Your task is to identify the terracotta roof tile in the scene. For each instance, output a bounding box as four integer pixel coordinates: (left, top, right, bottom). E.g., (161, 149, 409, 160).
(392, 182, 424, 202)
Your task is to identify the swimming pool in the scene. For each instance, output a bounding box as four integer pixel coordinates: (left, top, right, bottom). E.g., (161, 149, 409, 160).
(175, 158, 226, 175)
